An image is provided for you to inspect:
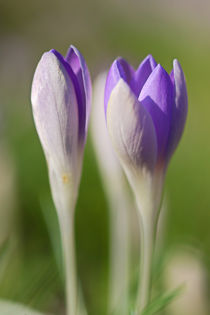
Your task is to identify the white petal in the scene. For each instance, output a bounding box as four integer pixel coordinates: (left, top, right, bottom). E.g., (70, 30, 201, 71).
(31, 52, 79, 178)
(106, 79, 157, 178)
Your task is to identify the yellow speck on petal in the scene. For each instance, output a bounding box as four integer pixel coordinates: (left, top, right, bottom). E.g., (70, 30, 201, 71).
(62, 174, 69, 184)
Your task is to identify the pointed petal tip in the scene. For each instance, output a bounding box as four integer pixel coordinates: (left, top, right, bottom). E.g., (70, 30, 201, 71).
(145, 63, 169, 81)
(173, 59, 185, 78)
(141, 54, 157, 70)
(110, 58, 120, 70)
(65, 45, 86, 68)
(39, 50, 57, 61)
(67, 45, 80, 57)
(156, 63, 164, 71)
(173, 58, 180, 68)
(49, 49, 63, 58)
(116, 56, 128, 64)
(112, 57, 130, 73)
(47, 49, 67, 67)
(32, 51, 62, 85)
(144, 53, 156, 62)
(154, 63, 173, 79)
(146, 53, 153, 58)
(49, 48, 57, 54)
(69, 44, 76, 50)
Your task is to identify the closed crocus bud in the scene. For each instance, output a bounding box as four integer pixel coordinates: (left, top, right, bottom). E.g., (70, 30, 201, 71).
(31, 46, 91, 315)
(105, 55, 188, 313)
(31, 46, 91, 210)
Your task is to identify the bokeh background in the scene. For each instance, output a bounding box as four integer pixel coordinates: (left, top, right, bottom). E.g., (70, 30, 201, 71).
(0, 0, 210, 314)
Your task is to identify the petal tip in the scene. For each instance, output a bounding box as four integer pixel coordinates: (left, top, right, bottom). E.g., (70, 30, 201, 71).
(173, 58, 179, 67)
(49, 48, 57, 54)
(145, 54, 157, 65)
(153, 63, 170, 79)
(41, 50, 57, 61)
(173, 59, 185, 79)
(140, 54, 157, 71)
(68, 45, 79, 56)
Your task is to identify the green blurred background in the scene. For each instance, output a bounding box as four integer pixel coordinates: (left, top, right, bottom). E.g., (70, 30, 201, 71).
(0, 0, 210, 314)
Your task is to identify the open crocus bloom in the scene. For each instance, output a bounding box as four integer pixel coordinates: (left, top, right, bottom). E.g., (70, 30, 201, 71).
(105, 55, 188, 313)
(105, 55, 188, 216)
(105, 55, 188, 176)
(31, 46, 91, 209)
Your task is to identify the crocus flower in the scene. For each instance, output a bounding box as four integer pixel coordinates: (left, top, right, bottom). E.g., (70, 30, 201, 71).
(31, 46, 91, 208)
(105, 55, 187, 213)
(31, 46, 91, 315)
(104, 55, 187, 313)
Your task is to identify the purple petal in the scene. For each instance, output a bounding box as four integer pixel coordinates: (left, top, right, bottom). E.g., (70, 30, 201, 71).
(104, 58, 134, 118)
(51, 49, 85, 142)
(166, 59, 188, 162)
(66, 46, 92, 135)
(170, 69, 174, 84)
(139, 64, 174, 162)
(130, 54, 157, 97)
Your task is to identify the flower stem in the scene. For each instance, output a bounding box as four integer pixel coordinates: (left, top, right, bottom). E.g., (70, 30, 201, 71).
(109, 197, 130, 315)
(138, 213, 154, 313)
(58, 211, 77, 315)
(134, 192, 156, 315)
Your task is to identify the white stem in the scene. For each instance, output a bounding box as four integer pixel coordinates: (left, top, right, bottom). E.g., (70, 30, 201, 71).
(109, 198, 130, 315)
(58, 210, 77, 315)
(48, 165, 80, 315)
(133, 189, 156, 315)
(137, 212, 154, 313)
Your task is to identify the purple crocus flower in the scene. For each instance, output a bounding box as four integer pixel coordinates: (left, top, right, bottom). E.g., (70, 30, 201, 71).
(105, 55, 187, 175)
(31, 46, 91, 201)
(31, 46, 91, 315)
(104, 55, 188, 312)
